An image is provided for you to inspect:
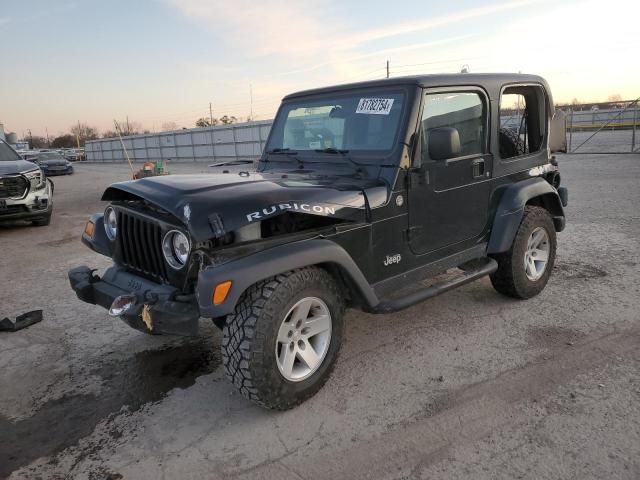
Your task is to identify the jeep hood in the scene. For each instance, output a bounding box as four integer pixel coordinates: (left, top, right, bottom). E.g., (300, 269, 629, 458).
(102, 172, 389, 241)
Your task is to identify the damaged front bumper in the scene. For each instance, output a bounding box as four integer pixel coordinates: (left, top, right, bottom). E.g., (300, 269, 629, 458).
(0, 179, 52, 222)
(68, 265, 200, 336)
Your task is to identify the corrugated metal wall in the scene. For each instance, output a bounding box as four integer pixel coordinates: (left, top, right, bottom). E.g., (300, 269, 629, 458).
(85, 120, 273, 162)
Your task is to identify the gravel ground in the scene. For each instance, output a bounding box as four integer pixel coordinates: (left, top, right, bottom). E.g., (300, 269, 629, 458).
(0, 155, 639, 480)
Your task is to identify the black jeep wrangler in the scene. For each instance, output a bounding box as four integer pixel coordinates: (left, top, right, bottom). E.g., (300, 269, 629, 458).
(70, 74, 568, 409)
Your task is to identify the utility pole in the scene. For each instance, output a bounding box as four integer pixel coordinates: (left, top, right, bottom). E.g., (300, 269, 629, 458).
(386, 60, 390, 79)
(249, 84, 253, 121)
(126, 116, 131, 135)
(45, 127, 50, 147)
(76, 121, 81, 148)
(28, 129, 33, 149)
(209, 102, 214, 125)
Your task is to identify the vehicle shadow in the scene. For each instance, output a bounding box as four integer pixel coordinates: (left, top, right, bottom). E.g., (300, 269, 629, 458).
(0, 334, 221, 478)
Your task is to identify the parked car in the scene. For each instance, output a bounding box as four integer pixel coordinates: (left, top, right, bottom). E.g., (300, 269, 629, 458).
(64, 149, 86, 162)
(33, 152, 74, 176)
(69, 73, 568, 409)
(0, 139, 53, 226)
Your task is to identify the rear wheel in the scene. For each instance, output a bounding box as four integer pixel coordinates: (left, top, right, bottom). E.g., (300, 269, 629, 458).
(222, 267, 344, 409)
(490, 206, 556, 299)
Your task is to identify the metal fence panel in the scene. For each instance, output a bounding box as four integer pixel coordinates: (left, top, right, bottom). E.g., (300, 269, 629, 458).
(85, 119, 273, 163)
(501, 99, 639, 154)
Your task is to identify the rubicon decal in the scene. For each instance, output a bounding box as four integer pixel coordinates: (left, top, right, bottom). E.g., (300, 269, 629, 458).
(246, 203, 337, 222)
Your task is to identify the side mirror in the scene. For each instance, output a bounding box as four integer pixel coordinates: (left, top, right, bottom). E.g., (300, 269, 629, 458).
(428, 127, 461, 160)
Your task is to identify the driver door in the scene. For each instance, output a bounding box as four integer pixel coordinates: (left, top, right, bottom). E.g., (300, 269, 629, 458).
(407, 88, 492, 256)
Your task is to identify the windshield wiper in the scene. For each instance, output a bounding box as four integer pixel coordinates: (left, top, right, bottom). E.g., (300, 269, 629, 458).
(265, 148, 304, 169)
(266, 148, 298, 155)
(314, 147, 368, 173)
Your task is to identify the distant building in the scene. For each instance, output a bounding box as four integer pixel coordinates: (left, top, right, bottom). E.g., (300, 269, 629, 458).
(0, 122, 27, 150)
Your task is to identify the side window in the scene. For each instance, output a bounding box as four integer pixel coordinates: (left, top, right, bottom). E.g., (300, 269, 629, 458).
(499, 86, 546, 159)
(421, 91, 486, 162)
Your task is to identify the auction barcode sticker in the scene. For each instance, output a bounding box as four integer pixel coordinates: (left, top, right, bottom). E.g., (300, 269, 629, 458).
(356, 98, 394, 115)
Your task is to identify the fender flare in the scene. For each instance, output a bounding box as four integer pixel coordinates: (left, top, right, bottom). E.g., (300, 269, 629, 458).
(196, 238, 379, 318)
(487, 177, 565, 254)
(81, 213, 114, 258)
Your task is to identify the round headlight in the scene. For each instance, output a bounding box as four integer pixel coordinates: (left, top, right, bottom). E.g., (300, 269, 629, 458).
(162, 230, 190, 269)
(104, 207, 117, 240)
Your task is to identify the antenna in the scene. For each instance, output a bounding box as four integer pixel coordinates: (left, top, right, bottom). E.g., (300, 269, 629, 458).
(114, 119, 135, 179)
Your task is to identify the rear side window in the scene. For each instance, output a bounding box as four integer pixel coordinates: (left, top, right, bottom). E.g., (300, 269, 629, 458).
(420, 92, 486, 162)
(499, 85, 546, 159)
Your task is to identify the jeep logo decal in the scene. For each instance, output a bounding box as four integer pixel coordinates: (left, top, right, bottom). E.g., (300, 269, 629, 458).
(246, 203, 336, 222)
(383, 254, 402, 266)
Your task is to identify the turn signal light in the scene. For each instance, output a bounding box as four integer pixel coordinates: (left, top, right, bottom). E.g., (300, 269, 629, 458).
(213, 281, 232, 305)
(84, 221, 95, 238)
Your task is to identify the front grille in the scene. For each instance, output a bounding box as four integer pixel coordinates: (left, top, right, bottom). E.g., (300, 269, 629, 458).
(118, 210, 168, 282)
(0, 176, 28, 199)
(0, 204, 28, 216)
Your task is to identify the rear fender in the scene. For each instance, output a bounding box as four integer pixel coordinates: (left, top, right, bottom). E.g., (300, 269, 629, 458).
(487, 177, 565, 254)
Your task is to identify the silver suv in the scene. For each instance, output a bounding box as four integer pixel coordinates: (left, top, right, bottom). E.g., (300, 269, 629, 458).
(0, 140, 53, 226)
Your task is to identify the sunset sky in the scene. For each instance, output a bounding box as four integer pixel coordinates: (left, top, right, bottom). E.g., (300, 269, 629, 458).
(0, 0, 638, 137)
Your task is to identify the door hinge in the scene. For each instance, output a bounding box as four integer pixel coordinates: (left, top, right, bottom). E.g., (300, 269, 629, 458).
(405, 225, 423, 241)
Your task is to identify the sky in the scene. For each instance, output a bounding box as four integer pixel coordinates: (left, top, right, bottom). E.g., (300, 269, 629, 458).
(0, 0, 638, 137)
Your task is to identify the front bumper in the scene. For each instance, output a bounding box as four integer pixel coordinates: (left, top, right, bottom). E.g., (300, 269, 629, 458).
(68, 265, 200, 336)
(0, 180, 52, 222)
(42, 166, 73, 176)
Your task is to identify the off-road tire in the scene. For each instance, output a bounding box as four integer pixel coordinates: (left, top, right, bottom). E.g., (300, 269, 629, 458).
(222, 267, 344, 409)
(32, 212, 52, 226)
(490, 206, 556, 299)
(499, 128, 526, 158)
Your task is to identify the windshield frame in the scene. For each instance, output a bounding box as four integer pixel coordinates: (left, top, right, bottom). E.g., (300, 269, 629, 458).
(263, 85, 415, 166)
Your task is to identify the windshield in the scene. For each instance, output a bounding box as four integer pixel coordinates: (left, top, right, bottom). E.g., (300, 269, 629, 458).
(0, 140, 22, 162)
(266, 89, 406, 156)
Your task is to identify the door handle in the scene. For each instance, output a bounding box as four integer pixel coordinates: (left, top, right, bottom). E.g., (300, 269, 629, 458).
(472, 158, 485, 178)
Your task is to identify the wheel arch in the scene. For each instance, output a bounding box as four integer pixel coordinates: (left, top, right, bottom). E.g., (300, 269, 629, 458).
(197, 239, 379, 318)
(487, 177, 565, 254)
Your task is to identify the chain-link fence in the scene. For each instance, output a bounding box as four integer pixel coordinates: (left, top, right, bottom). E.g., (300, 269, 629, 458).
(558, 99, 639, 154)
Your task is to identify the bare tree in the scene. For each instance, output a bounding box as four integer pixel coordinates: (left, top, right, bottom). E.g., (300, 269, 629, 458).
(69, 123, 99, 146)
(161, 121, 179, 131)
(102, 130, 118, 139)
(607, 93, 623, 102)
(219, 115, 238, 125)
(115, 119, 143, 136)
(195, 118, 218, 128)
(29, 136, 48, 149)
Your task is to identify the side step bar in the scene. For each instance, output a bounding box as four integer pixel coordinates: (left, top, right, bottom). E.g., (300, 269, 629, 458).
(371, 258, 498, 314)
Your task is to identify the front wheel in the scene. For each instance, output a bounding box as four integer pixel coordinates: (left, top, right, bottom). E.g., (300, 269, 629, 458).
(490, 206, 556, 299)
(222, 267, 344, 409)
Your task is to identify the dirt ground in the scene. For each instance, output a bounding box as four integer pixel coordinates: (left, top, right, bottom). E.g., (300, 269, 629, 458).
(0, 155, 639, 480)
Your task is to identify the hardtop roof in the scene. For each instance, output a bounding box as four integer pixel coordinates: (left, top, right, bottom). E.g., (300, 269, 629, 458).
(283, 73, 550, 102)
